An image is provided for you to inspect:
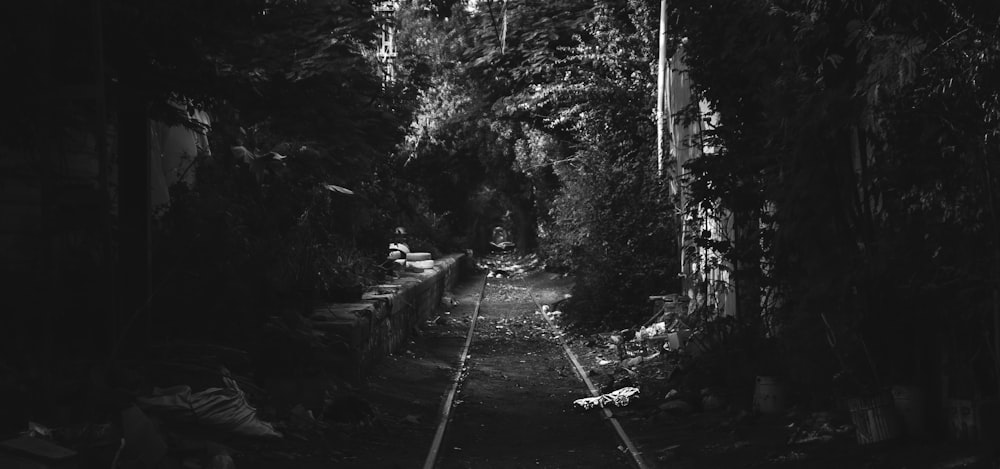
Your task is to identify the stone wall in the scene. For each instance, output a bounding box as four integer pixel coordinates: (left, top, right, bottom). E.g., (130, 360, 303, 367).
(309, 253, 467, 380)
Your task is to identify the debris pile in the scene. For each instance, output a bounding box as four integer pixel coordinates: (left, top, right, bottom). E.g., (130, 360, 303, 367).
(573, 387, 640, 410)
(552, 290, 998, 468)
(479, 253, 543, 278)
(136, 374, 281, 438)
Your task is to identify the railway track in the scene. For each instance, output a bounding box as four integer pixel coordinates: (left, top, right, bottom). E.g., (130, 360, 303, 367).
(422, 275, 488, 469)
(422, 273, 652, 469)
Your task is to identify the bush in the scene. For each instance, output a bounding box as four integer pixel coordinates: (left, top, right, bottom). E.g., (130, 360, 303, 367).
(151, 131, 390, 343)
(541, 147, 679, 329)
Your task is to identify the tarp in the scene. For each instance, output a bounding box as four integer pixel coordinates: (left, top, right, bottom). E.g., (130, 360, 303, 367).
(137, 375, 281, 438)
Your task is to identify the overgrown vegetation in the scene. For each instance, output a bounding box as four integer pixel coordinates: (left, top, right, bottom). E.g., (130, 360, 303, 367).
(669, 0, 1000, 401)
(5, 0, 998, 426)
(98, 0, 408, 344)
(395, 0, 680, 327)
(397, 0, 1000, 406)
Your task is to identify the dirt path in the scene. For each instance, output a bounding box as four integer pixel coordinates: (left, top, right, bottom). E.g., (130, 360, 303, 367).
(242, 265, 989, 469)
(234, 270, 636, 468)
(233, 275, 484, 469)
(435, 274, 630, 468)
(326, 275, 486, 469)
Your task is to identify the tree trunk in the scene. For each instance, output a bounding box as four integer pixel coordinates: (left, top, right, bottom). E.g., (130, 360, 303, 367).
(115, 87, 151, 357)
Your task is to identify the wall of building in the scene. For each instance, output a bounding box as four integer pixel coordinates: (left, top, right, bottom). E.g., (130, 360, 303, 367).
(666, 47, 737, 317)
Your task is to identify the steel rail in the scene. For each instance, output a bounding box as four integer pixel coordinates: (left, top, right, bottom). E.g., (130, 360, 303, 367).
(422, 274, 489, 469)
(527, 286, 654, 469)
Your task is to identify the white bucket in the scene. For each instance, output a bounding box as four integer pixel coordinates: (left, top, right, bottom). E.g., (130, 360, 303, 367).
(752, 376, 787, 414)
(666, 330, 689, 351)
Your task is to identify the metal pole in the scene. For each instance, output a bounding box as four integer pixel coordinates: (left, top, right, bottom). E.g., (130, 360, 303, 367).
(500, 0, 508, 54)
(656, 0, 668, 176)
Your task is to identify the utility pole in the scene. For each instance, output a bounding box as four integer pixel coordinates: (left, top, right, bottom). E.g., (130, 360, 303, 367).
(655, 0, 683, 296)
(656, 0, 668, 176)
(500, 0, 508, 54)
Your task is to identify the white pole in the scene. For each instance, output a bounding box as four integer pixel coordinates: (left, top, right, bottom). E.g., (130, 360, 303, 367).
(500, 0, 508, 54)
(656, 0, 668, 176)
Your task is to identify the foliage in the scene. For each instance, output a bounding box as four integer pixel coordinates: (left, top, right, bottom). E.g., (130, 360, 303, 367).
(509, 0, 678, 327)
(152, 137, 390, 342)
(99, 0, 414, 342)
(670, 0, 1000, 397)
(391, 0, 680, 326)
(392, 1, 541, 252)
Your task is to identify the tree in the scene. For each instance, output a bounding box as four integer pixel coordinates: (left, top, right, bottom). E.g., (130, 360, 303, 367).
(404, 0, 680, 324)
(98, 0, 413, 342)
(669, 0, 1000, 397)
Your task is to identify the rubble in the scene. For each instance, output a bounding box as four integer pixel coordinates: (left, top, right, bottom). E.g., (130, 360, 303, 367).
(477, 253, 543, 278)
(573, 387, 640, 410)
